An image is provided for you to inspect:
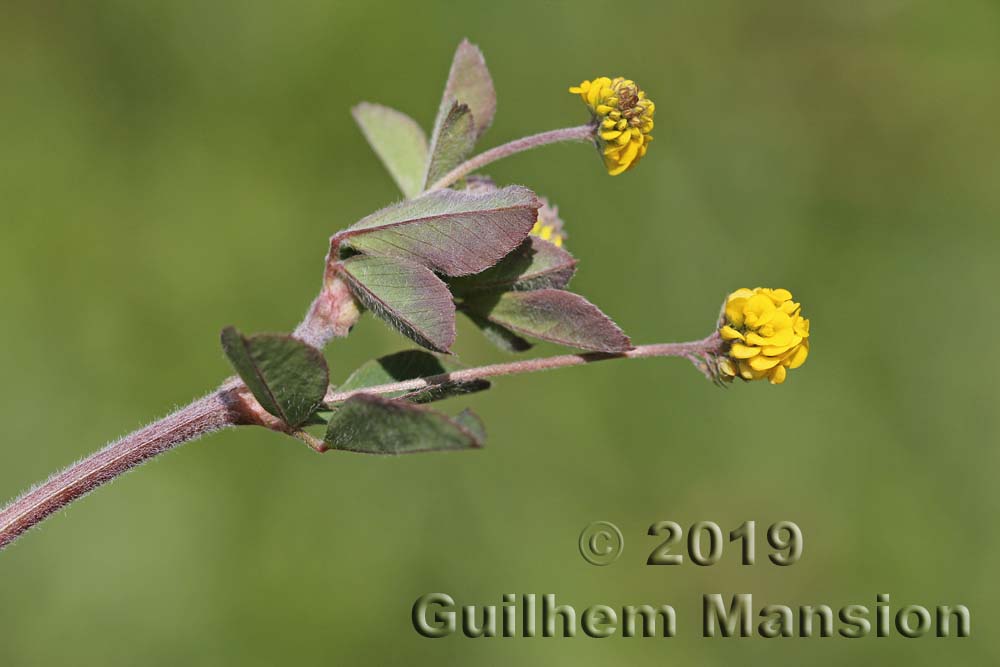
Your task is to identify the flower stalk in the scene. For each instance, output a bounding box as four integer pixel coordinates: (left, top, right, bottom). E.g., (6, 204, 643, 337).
(427, 124, 594, 191)
(325, 335, 723, 403)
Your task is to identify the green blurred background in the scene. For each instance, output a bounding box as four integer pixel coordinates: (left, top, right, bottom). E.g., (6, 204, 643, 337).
(2, 1, 998, 664)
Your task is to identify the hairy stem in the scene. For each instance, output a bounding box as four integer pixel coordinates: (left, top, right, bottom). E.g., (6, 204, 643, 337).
(427, 124, 595, 191)
(0, 385, 254, 552)
(294, 271, 362, 349)
(326, 334, 724, 403)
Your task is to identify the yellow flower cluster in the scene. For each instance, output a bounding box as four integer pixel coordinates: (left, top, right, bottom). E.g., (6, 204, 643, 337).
(719, 288, 810, 385)
(569, 77, 655, 175)
(530, 198, 565, 247)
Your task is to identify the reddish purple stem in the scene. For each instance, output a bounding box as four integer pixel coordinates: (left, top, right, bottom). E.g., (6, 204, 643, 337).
(0, 389, 246, 552)
(427, 124, 594, 191)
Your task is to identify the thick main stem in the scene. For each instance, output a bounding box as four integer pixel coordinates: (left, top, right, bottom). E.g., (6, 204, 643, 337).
(326, 335, 724, 403)
(0, 388, 246, 552)
(427, 124, 594, 191)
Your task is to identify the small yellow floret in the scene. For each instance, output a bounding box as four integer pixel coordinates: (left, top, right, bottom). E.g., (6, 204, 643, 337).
(718, 287, 810, 385)
(529, 197, 566, 247)
(569, 77, 654, 175)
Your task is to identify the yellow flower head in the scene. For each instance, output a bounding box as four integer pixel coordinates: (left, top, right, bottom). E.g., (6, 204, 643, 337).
(718, 287, 810, 385)
(569, 77, 655, 175)
(530, 197, 566, 247)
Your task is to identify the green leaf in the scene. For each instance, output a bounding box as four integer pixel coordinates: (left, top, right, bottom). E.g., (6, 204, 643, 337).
(220, 327, 330, 428)
(424, 102, 476, 188)
(324, 394, 485, 454)
(437, 39, 496, 140)
(452, 409, 487, 442)
(399, 381, 489, 404)
(422, 40, 496, 190)
(334, 186, 540, 276)
(338, 350, 490, 403)
(448, 237, 577, 296)
(339, 350, 454, 392)
(352, 102, 428, 199)
(463, 310, 533, 353)
(337, 255, 456, 353)
(461, 289, 632, 353)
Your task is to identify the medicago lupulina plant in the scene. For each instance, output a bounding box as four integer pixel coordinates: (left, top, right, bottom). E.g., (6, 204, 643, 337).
(0, 40, 810, 551)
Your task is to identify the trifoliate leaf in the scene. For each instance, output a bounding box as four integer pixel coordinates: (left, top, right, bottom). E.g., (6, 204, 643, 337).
(448, 237, 577, 296)
(424, 101, 476, 190)
(324, 394, 485, 454)
(334, 186, 540, 277)
(337, 255, 456, 353)
(220, 327, 329, 428)
(352, 102, 428, 199)
(462, 310, 533, 353)
(461, 289, 632, 353)
(337, 349, 489, 403)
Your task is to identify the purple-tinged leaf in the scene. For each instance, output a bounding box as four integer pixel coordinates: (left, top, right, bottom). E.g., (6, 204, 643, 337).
(335, 186, 540, 276)
(462, 310, 534, 353)
(424, 102, 476, 189)
(352, 102, 428, 199)
(422, 40, 496, 190)
(438, 39, 496, 139)
(324, 394, 485, 454)
(337, 350, 490, 403)
(449, 237, 577, 296)
(220, 327, 329, 429)
(337, 255, 456, 353)
(461, 289, 632, 353)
